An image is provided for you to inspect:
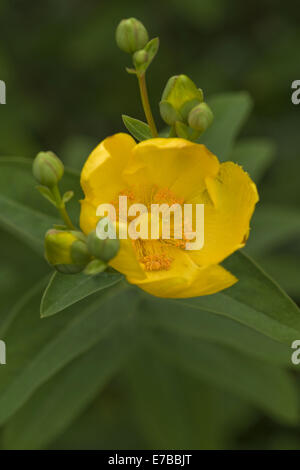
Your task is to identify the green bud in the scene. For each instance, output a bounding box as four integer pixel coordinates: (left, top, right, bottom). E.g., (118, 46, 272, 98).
(159, 75, 203, 125)
(45, 229, 90, 274)
(159, 101, 182, 126)
(116, 18, 149, 54)
(133, 49, 148, 66)
(188, 102, 214, 134)
(87, 230, 120, 263)
(33, 151, 64, 188)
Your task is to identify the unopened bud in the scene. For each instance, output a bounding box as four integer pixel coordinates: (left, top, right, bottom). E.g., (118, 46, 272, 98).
(188, 102, 214, 134)
(159, 75, 203, 125)
(87, 230, 120, 263)
(133, 49, 148, 66)
(33, 151, 64, 188)
(45, 229, 90, 274)
(116, 18, 149, 54)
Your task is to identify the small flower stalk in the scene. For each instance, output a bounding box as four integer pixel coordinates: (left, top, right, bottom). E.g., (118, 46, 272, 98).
(115, 19, 213, 142)
(33, 150, 75, 230)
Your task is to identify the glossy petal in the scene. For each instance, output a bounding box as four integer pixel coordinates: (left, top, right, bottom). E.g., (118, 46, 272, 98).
(123, 138, 220, 201)
(133, 247, 237, 298)
(80, 199, 99, 235)
(188, 162, 259, 266)
(109, 223, 147, 281)
(80, 133, 136, 204)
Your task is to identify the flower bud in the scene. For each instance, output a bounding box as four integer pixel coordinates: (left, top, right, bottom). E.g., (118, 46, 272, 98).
(45, 229, 90, 274)
(188, 102, 214, 134)
(133, 49, 148, 66)
(159, 75, 203, 125)
(87, 230, 120, 263)
(116, 18, 149, 54)
(33, 151, 64, 188)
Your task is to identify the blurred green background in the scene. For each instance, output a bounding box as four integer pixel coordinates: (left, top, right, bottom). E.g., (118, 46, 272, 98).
(0, 0, 300, 450)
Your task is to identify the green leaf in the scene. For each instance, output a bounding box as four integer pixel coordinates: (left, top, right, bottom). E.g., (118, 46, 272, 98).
(0, 194, 57, 255)
(0, 281, 136, 425)
(62, 190, 74, 204)
(122, 115, 152, 141)
(0, 278, 49, 337)
(0, 158, 82, 255)
(138, 38, 160, 74)
(0, 240, 48, 335)
(125, 67, 137, 75)
(176, 251, 300, 344)
(123, 350, 222, 449)
(230, 138, 276, 183)
(148, 329, 299, 425)
(2, 326, 135, 450)
(145, 37, 159, 62)
(40, 270, 123, 317)
(141, 297, 292, 367)
(199, 92, 253, 161)
(246, 204, 300, 257)
(256, 253, 300, 300)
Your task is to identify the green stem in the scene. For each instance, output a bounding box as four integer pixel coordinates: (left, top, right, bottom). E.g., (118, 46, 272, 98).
(168, 124, 177, 137)
(52, 185, 75, 230)
(137, 73, 158, 137)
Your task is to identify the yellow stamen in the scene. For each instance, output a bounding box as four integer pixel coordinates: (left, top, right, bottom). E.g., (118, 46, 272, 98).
(140, 253, 173, 271)
(112, 186, 186, 271)
(153, 187, 184, 205)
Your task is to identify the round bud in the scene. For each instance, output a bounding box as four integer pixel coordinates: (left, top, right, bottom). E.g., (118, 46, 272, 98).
(159, 75, 203, 125)
(116, 18, 149, 54)
(133, 49, 148, 66)
(45, 229, 90, 274)
(33, 151, 64, 188)
(188, 102, 214, 133)
(87, 230, 120, 263)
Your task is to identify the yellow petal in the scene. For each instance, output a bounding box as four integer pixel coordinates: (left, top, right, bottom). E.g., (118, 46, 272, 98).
(79, 199, 99, 235)
(130, 246, 237, 298)
(109, 237, 146, 281)
(123, 138, 219, 201)
(188, 162, 259, 266)
(80, 133, 136, 204)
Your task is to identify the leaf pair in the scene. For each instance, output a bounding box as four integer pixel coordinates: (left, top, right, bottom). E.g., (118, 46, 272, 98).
(36, 186, 74, 208)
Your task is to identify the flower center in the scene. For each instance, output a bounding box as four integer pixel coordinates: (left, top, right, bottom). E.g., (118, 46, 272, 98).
(111, 185, 185, 271)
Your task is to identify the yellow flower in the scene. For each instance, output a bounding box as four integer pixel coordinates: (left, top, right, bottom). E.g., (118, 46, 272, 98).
(80, 133, 258, 298)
